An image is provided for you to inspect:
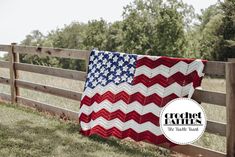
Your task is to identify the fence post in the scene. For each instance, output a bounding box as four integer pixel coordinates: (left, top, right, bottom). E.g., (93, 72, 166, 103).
(226, 61, 235, 157)
(9, 43, 19, 103)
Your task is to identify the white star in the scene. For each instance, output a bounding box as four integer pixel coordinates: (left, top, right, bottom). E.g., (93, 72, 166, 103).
(93, 59, 98, 64)
(92, 80, 98, 86)
(123, 65, 128, 71)
(94, 72, 99, 78)
(121, 74, 127, 81)
(116, 69, 121, 75)
(104, 70, 109, 76)
(100, 67, 105, 73)
(91, 68, 96, 73)
(98, 54, 103, 60)
(108, 74, 114, 80)
(114, 77, 120, 83)
(124, 55, 129, 62)
(127, 77, 132, 83)
(88, 63, 93, 69)
(98, 77, 103, 82)
(101, 79, 106, 85)
(90, 55, 94, 61)
(90, 76, 94, 81)
(108, 53, 113, 59)
(103, 59, 108, 64)
(107, 62, 111, 68)
(129, 67, 135, 74)
(87, 73, 91, 78)
(113, 56, 118, 62)
(118, 60, 124, 66)
(110, 66, 116, 71)
(97, 63, 102, 68)
(130, 58, 135, 64)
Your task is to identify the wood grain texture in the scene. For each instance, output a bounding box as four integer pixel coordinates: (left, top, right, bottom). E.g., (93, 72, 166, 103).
(16, 80, 82, 101)
(192, 89, 226, 106)
(226, 62, 235, 157)
(17, 96, 79, 120)
(0, 44, 11, 52)
(15, 63, 87, 81)
(0, 93, 11, 102)
(206, 120, 226, 136)
(14, 45, 91, 60)
(0, 60, 9, 68)
(0, 77, 10, 85)
(204, 61, 225, 77)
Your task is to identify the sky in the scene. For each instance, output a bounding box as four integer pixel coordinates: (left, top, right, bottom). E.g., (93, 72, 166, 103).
(0, 0, 218, 56)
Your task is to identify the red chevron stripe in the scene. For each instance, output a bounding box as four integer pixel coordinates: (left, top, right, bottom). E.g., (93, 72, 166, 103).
(80, 125, 171, 145)
(136, 56, 207, 68)
(79, 109, 160, 126)
(81, 91, 178, 107)
(132, 71, 203, 88)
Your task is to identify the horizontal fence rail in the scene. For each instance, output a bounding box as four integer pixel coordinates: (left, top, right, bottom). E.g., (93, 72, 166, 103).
(0, 60, 9, 68)
(16, 79, 83, 101)
(15, 63, 87, 81)
(0, 44, 234, 157)
(0, 44, 11, 52)
(14, 45, 91, 60)
(192, 89, 226, 106)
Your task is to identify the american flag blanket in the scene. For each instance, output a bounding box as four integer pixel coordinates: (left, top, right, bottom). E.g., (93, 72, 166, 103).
(78, 50, 207, 145)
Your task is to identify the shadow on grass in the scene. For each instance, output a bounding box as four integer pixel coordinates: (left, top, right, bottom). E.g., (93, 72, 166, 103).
(63, 123, 170, 157)
(0, 105, 170, 157)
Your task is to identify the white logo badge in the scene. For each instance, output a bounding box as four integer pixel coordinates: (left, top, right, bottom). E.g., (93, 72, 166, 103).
(160, 98, 206, 145)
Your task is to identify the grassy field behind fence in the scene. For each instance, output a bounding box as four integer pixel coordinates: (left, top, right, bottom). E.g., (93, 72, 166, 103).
(0, 67, 226, 153)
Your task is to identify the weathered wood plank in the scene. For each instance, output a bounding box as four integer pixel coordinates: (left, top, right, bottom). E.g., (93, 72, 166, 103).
(16, 80, 82, 101)
(204, 61, 225, 77)
(17, 96, 79, 120)
(193, 89, 226, 106)
(159, 143, 226, 157)
(15, 63, 87, 81)
(0, 44, 11, 52)
(0, 93, 11, 102)
(226, 62, 235, 157)
(206, 120, 226, 136)
(228, 58, 235, 62)
(0, 60, 9, 68)
(0, 77, 10, 85)
(14, 45, 91, 60)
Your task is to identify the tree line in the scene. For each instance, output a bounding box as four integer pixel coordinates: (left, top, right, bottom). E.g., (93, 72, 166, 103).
(3, 0, 235, 70)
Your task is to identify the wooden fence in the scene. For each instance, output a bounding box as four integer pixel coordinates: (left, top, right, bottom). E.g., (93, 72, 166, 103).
(0, 43, 234, 157)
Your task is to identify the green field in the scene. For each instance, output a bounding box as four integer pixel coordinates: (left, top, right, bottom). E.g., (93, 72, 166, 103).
(0, 102, 172, 157)
(0, 67, 226, 155)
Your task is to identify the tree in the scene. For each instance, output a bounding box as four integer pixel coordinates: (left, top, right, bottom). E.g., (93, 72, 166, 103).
(83, 19, 108, 50)
(218, 0, 235, 60)
(121, 0, 194, 56)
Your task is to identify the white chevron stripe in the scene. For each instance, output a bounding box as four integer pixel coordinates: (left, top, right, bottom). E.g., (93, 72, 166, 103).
(80, 117, 162, 135)
(137, 55, 161, 61)
(82, 82, 193, 99)
(135, 60, 205, 78)
(79, 100, 162, 117)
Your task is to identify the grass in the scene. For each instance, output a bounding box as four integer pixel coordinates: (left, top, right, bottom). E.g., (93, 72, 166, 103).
(0, 67, 227, 154)
(0, 102, 170, 157)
